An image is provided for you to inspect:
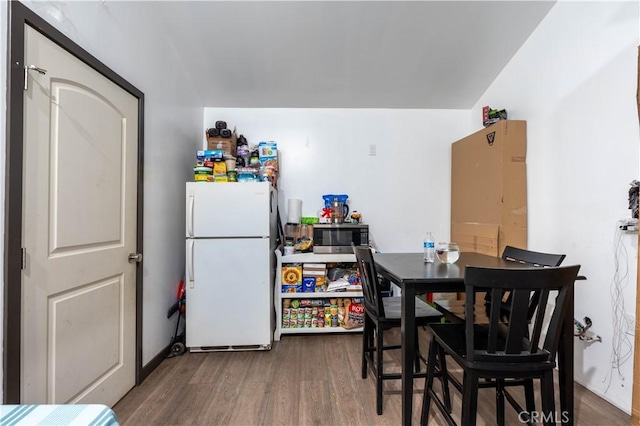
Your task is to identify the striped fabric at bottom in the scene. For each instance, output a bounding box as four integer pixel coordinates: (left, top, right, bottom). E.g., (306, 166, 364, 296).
(0, 404, 119, 426)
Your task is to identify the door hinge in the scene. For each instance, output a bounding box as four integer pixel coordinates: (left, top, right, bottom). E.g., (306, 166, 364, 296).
(21, 248, 26, 270)
(24, 65, 47, 91)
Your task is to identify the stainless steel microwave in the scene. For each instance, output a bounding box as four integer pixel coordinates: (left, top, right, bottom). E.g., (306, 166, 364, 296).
(312, 224, 369, 254)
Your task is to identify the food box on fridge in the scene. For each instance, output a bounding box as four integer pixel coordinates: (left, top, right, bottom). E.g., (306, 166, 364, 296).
(258, 141, 277, 162)
(212, 161, 227, 176)
(196, 150, 224, 161)
(206, 131, 237, 156)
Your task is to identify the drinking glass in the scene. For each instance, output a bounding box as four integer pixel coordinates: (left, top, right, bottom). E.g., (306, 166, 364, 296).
(436, 242, 460, 264)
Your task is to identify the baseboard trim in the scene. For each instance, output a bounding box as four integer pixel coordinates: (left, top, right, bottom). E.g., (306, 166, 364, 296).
(139, 344, 170, 384)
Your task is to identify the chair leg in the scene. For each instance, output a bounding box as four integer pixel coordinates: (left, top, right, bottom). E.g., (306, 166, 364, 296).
(420, 336, 439, 426)
(461, 371, 479, 426)
(437, 345, 452, 413)
(541, 370, 555, 426)
(361, 317, 370, 379)
(496, 379, 505, 426)
(524, 378, 536, 425)
(376, 327, 384, 415)
(414, 327, 421, 373)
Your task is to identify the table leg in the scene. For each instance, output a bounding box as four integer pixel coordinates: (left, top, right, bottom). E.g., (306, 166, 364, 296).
(558, 283, 574, 425)
(402, 283, 416, 426)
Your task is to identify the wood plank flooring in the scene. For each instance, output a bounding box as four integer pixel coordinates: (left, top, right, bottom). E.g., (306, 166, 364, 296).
(113, 330, 629, 425)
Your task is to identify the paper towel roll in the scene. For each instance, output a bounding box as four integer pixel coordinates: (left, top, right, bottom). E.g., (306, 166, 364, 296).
(287, 198, 302, 223)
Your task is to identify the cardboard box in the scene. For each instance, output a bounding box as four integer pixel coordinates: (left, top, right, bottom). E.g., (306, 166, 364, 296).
(303, 263, 326, 272)
(451, 222, 499, 257)
(206, 131, 237, 156)
(303, 264, 327, 291)
(451, 120, 527, 256)
(302, 277, 316, 292)
(282, 265, 302, 293)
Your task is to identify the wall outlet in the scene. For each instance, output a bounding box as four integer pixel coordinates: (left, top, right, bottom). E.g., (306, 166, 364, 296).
(619, 218, 638, 232)
(369, 144, 376, 156)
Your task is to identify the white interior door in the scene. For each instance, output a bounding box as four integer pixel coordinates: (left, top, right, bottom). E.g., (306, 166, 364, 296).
(21, 26, 138, 405)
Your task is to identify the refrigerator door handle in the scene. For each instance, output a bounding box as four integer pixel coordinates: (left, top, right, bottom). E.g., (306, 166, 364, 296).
(187, 239, 195, 288)
(187, 195, 195, 237)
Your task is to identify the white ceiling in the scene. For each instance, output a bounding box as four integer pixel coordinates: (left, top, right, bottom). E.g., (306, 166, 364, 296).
(155, 1, 556, 109)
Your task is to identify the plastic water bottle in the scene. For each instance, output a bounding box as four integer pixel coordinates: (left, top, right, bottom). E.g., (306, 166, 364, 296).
(423, 232, 435, 263)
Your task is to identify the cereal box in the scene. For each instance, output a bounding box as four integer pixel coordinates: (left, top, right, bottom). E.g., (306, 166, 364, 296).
(302, 277, 316, 293)
(281, 265, 302, 292)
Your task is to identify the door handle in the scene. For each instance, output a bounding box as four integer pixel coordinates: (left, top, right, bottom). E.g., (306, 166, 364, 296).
(186, 240, 194, 288)
(187, 195, 194, 237)
(128, 253, 143, 263)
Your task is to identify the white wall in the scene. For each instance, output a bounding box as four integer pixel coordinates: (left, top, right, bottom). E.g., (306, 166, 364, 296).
(204, 108, 473, 250)
(474, 0, 640, 413)
(0, 0, 203, 386)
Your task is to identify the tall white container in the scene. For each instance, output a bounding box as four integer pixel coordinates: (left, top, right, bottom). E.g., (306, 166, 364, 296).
(286, 198, 302, 223)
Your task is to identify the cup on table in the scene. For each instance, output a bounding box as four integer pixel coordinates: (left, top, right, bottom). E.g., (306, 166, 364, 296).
(436, 242, 460, 264)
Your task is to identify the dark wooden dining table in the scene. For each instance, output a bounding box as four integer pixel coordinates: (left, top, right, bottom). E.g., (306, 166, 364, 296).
(374, 251, 576, 426)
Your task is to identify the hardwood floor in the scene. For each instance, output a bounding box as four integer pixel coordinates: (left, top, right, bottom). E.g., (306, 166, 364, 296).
(114, 330, 629, 425)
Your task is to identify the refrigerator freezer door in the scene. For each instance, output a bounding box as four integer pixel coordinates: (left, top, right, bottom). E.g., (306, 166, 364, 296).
(186, 238, 272, 348)
(186, 182, 273, 238)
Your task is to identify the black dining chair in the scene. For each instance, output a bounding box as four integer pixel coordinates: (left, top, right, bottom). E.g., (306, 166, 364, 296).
(433, 246, 567, 424)
(421, 264, 581, 426)
(352, 245, 446, 415)
(501, 245, 566, 267)
(434, 245, 566, 323)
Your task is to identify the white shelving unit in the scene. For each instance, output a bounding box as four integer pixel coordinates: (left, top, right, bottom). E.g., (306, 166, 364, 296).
(274, 250, 363, 341)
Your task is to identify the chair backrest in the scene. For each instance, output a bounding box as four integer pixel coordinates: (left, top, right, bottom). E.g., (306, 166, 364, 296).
(487, 246, 567, 318)
(501, 245, 566, 267)
(464, 265, 580, 364)
(352, 245, 385, 319)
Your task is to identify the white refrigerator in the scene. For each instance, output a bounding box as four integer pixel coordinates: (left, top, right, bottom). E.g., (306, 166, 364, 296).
(185, 181, 277, 351)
